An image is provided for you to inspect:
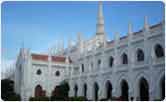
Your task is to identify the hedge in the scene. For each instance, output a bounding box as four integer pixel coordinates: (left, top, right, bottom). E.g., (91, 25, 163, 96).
(69, 96, 87, 101)
(29, 96, 49, 101)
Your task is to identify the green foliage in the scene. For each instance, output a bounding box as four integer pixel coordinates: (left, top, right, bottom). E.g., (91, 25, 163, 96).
(29, 96, 49, 101)
(51, 81, 70, 100)
(8, 94, 21, 101)
(59, 82, 69, 97)
(1, 79, 21, 101)
(69, 96, 87, 101)
(50, 95, 67, 101)
(99, 98, 108, 101)
(154, 98, 164, 101)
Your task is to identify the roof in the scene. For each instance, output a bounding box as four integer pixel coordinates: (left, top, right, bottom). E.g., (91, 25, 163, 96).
(31, 53, 72, 63)
(31, 54, 48, 62)
(51, 56, 66, 63)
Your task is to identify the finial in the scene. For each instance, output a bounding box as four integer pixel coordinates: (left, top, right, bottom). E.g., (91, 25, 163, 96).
(77, 32, 83, 44)
(68, 37, 72, 48)
(114, 32, 120, 41)
(128, 21, 132, 34)
(98, 1, 103, 18)
(144, 16, 149, 30)
(62, 38, 64, 51)
(96, 1, 105, 35)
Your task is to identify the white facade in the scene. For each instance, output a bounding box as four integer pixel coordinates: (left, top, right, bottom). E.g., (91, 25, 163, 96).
(66, 2, 165, 101)
(14, 50, 71, 100)
(15, 1, 165, 101)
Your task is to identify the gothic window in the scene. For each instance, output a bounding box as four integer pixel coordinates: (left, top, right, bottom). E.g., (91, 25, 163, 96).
(36, 69, 41, 75)
(155, 44, 164, 58)
(137, 49, 144, 61)
(55, 71, 60, 76)
(91, 62, 93, 69)
(122, 53, 128, 64)
(109, 56, 114, 67)
(98, 59, 101, 68)
(81, 64, 84, 72)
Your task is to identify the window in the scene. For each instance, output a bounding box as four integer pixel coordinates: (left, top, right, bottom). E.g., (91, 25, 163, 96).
(109, 56, 114, 67)
(81, 64, 84, 72)
(137, 49, 144, 61)
(155, 44, 164, 58)
(36, 69, 41, 75)
(55, 71, 60, 76)
(98, 59, 101, 68)
(122, 53, 128, 64)
(91, 62, 93, 69)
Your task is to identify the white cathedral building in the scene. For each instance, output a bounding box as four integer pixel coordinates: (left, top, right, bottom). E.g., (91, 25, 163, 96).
(14, 2, 165, 101)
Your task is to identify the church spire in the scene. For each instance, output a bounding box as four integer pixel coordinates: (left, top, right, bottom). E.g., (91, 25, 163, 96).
(96, 1, 105, 35)
(144, 16, 149, 31)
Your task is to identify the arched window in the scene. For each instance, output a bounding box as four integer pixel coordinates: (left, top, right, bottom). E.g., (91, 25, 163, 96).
(122, 53, 128, 64)
(155, 44, 164, 58)
(98, 59, 101, 68)
(36, 69, 41, 75)
(91, 62, 93, 69)
(109, 56, 114, 67)
(137, 49, 144, 61)
(81, 64, 84, 72)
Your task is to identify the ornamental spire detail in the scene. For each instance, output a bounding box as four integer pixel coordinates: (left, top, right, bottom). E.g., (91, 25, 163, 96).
(96, 1, 105, 35)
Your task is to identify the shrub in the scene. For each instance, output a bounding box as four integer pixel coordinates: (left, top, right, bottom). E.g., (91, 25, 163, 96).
(50, 95, 66, 101)
(8, 94, 21, 101)
(100, 98, 108, 101)
(29, 96, 49, 101)
(111, 96, 122, 101)
(69, 96, 87, 101)
(154, 98, 163, 101)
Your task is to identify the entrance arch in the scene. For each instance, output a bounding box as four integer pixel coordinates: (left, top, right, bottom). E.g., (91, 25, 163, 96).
(160, 76, 165, 100)
(35, 85, 44, 97)
(93, 82, 99, 100)
(74, 84, 78, 97)
(105, 80, 112, 99)
(83, 83, 87, 98)
(121, 80, 129, 101)
(139, 77, 149, 101)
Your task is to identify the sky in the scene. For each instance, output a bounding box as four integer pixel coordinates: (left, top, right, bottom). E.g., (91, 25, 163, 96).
(1, 1, 164, 73)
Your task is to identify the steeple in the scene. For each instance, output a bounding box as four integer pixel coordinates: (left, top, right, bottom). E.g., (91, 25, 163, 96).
(144, 16, 149, 31)
(96, 1, 105, 35)
(128, 22, 132, 34)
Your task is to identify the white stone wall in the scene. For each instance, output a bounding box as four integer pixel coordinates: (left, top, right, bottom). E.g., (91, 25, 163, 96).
(68, 22, 165, 101)
(15, 52, 68, 100)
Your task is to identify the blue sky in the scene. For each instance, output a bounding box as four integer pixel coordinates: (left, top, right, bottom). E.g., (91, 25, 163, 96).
(1, 1, 164, 70)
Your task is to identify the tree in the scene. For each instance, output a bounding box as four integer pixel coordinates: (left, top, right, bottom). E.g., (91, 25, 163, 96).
(1, 79, 20, 101)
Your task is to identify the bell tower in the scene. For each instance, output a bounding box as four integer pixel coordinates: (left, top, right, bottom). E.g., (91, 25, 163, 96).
(95, 1, 107, 47)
